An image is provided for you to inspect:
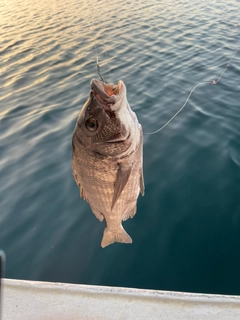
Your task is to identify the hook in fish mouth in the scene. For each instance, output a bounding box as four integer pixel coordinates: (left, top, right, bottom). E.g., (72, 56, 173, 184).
(91, 78, 121, 101)
(90, 78, 123, 115)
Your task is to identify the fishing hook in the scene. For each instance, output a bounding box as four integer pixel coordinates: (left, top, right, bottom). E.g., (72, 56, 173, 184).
(97, 63, 107, 83)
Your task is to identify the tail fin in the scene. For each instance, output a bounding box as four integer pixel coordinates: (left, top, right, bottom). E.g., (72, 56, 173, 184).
(101, 226, 132, 248)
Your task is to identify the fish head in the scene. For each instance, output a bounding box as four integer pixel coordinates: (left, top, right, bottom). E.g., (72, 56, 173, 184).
(73, 78, 140, 156)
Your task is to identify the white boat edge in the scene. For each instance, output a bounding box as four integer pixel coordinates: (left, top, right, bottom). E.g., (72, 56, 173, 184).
(2, 278, 240, 320)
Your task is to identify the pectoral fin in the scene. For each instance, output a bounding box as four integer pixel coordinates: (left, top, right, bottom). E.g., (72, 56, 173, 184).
(140, 168, 145, 196)
(111, 163, 132, 210)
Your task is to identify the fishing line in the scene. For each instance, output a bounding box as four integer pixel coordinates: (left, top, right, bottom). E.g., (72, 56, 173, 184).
(86, 0, 102, 80)
(87, 0, 111, 83)
(143, 43, 240, 135)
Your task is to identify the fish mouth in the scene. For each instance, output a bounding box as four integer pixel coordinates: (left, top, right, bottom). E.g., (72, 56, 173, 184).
(90, 78, 122, 112)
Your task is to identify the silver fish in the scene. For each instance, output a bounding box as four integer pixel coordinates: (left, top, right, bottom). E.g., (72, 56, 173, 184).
(72, 78, 144, 248)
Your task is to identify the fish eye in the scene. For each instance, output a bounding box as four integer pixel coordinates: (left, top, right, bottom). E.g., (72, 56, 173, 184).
(85, 117, 98, 131)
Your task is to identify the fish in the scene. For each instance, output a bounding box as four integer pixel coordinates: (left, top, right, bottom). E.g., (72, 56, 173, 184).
(72, 78, 144, 248)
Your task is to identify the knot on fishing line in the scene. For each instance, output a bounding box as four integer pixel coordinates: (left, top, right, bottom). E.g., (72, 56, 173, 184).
(211, 80, 217, 85)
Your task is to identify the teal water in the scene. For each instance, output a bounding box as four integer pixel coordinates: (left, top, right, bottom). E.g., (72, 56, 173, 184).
(1, 0, 240, 295)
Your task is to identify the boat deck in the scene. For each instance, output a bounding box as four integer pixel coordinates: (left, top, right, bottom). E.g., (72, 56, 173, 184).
(2, 279, 240, 320)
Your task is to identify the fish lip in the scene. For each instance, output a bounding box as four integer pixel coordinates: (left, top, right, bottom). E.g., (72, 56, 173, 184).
(90, 79, 122, 108)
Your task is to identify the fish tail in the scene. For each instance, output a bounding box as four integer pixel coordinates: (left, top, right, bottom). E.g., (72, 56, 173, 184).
(101, 226, 132, 248)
